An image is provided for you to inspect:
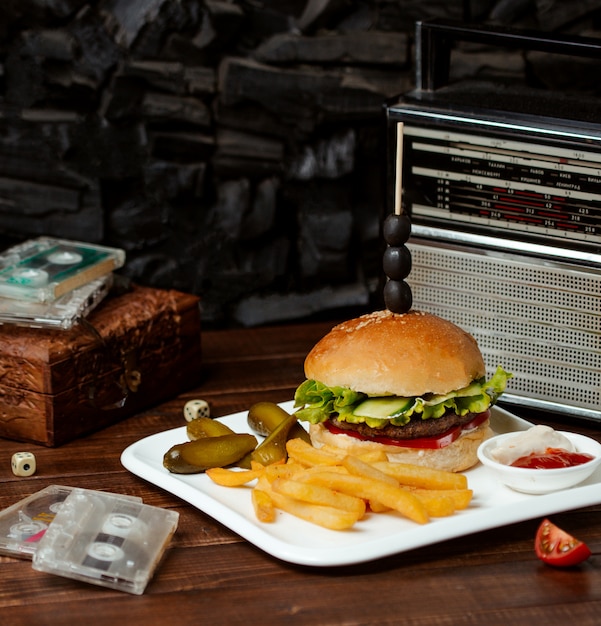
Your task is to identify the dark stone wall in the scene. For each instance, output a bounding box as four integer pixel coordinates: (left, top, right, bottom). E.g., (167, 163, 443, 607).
(0, 0, 600, 327)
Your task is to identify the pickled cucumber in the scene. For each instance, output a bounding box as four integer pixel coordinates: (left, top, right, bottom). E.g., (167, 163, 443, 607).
(249, 414, 297, 466)
(187, 416, 235, 440)
(247, 402, 310, 443)
(163, 433, 257, 474)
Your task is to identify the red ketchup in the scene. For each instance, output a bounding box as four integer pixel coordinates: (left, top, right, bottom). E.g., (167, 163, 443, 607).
(511, 447, 594, 469)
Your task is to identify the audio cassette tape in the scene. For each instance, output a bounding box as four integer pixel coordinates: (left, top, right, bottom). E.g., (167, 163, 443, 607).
(0, 485, 142, 559)
(32, 488, 179, 595)
(0, 274, 112, 329)
(0, 486, 73, 559)
(0, 237, 125, 302)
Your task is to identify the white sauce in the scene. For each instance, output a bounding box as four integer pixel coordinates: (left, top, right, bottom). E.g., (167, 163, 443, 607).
(490, 425, 574, 465)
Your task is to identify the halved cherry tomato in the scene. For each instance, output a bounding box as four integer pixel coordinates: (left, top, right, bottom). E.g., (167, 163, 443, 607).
(535, 518, 591, 567)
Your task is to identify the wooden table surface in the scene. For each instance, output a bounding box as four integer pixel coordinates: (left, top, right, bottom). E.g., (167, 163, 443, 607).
(1, 320, 600, 625)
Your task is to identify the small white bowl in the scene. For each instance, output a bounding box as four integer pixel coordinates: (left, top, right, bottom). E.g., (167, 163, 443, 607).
(477, 430, 601, 494)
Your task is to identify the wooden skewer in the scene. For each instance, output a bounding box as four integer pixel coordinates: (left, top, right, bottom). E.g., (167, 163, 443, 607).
(394, 122, 404, 216)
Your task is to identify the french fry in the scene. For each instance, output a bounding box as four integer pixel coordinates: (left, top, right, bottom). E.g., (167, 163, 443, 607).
(320, 444, 388, 464)
(206, 467, 264, 487)
(342, 454, 399, 487)
(373, 461, 468, 490)
(409, 492, 456, 517)
(319, 444, 347, 459)
(368, 500, 391, 513)
(267, 490, 361, 531)
(205, 432, 474, 530)
(255, 474, 271, 490)
(252, 488, 276, 523)
(286, 438, 342, 467)
(340, 455, 398, 515)
(271, 477, 366, 518)
(265, 462, 304, 482)
(296, 464, 349, 477)
(303, 471, 429, 524)
(408, 488, 473, 511)
(356, 450, 389, 464)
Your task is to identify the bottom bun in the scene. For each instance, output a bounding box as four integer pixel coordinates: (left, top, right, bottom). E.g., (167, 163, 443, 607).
(309, 420, 494, 473)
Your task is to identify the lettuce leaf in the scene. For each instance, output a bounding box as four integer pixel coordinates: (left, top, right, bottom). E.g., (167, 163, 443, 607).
(293, 366, 512, 426)
(293, 379, 365, 423)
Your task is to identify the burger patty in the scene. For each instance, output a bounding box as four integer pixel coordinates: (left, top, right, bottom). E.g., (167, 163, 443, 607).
(330, 410, 486, 440)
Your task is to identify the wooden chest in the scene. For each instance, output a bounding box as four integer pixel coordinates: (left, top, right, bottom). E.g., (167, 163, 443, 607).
(0, 285, 202, 446)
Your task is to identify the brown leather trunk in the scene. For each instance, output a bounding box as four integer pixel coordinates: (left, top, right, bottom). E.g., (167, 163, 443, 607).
(0, 285, 202, 446)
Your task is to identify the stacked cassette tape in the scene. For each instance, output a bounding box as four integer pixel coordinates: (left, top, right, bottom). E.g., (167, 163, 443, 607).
(0, 237, 125, 329)
(0, 485, 179, 595)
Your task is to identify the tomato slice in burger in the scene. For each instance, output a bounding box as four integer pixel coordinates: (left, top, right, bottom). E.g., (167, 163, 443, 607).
(373, 425, 461, 449)
(534, 519, 591, 567)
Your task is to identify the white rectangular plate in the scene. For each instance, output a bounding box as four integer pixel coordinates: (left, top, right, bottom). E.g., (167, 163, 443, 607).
(121, 403, 601, 567)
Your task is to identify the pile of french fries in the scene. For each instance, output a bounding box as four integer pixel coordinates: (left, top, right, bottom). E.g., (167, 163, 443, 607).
(206, 438, 473, 530)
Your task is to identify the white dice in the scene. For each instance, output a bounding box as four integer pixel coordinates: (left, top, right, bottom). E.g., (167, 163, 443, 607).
(183, 399, 210, 422)
(11, 452, 36, 477)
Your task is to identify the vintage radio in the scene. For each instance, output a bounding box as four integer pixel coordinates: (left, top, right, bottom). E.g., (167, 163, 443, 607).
(386, 19, 601, 422)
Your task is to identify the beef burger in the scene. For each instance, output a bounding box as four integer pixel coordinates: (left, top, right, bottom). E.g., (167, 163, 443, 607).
(293, 310, 511, 472)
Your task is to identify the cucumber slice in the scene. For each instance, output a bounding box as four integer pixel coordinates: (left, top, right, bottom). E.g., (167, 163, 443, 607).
(353, 396, 414, 419)
(423, 381, 482, 406)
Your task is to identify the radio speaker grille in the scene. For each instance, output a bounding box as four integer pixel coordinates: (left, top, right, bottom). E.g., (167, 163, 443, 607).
(407, 238, 601, 420)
